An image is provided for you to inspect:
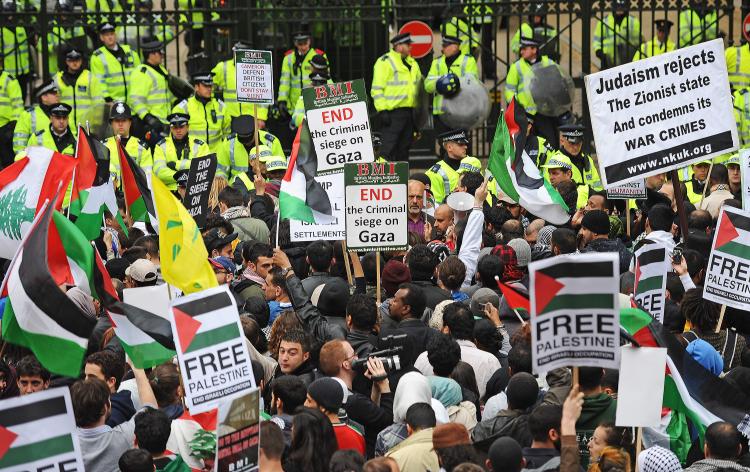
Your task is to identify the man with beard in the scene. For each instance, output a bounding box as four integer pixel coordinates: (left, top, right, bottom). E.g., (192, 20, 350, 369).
(427, 204, 455, 243)
(523, 405, 565, 468)
(408, 179, 435, 239)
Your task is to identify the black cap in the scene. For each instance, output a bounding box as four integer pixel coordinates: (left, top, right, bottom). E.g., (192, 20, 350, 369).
(582, 210, 611, 235)
(309, 71, 329, 83)
(98, 22, 116, 33)
(442, 35, 461, 45)
(310, 54, 328, 70)
(110, 101, 132, 120)
(49, 103, 73, 117)
(655, 19, 674, 30)
(559, 123, 585, 143)
(174, 169, 189, 186)
(390, 32, 413, 46)
(34, 80, 58, 98)
(191, 71, 214, 85)
(613, 0, 628, 8)
(231, 115, 255, 137)
(203, 228, 238, 254)
(167, 113, 189, 126)
(293, 31, 311, 42)
(65, 48, 83, 60)
(438, 129, 469, 145)
(141, 39, 163, 53)
(519, 36, 540, 48)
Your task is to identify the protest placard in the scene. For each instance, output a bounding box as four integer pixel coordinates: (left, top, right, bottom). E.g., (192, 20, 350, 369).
(633, 240, 670, 323)
(0, 387, 84, 471)
(703, 206, 750, 310)
(303, 79, 375, 174)
(183, 153, 217, 228)
(345, 162, 408, 252)
(170, 285, 255, 413)
(234, 49, 274, 104)
(742, 149, 750, 212)
(529, 253, 620, 373)
(606, 179, 647, 199)
(585, 39, 738, 187)
(289, 170, 345, 241)
(616, 346, 667, 427)
(216, 389, 261, 472)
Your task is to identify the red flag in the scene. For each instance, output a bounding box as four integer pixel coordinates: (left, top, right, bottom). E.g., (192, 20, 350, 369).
(496, 279, 530, 312)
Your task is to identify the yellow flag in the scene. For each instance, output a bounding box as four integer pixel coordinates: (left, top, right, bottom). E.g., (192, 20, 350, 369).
(150, 174, 217, 293)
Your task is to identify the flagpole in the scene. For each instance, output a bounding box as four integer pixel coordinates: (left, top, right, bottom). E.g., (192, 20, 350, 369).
(342, 241, 353, 286)
(376, 251, 381, 306)
(635, 427, 643, 472)
(626, 199, 631, 238)
(274, 210, 281, 248)
(67, 127, 84, 219)
(699, 161, 714, 206)
(715, 304, 727, 334)
(252, 104, 261, 178)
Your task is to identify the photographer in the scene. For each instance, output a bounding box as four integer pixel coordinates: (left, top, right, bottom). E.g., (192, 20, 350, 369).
(319, 339, 394, 458)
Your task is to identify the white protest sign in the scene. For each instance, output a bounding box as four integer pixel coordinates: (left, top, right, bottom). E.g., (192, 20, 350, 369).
(606, 179, 647, 200)
(216, 389, 261, 472)
(616, 346, 667, 427)
(703, 206, 750, 310)
(0, 387, 85, 471)
(345, 162, 408, 252)
(585, 39, 738, 187)
(742, 149, 750, 212)
(124, 284, 173, 320)
(633, 240, 670, 323)
(303, 79, 375, 173)
(234, 49, 274, 104)
(530, 252, 620, 374)
(170, 285, 255, 413)
(290, 170, 345, 241)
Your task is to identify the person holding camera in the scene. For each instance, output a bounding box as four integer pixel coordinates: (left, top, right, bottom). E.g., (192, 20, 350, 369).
(319, 339, 394, 458)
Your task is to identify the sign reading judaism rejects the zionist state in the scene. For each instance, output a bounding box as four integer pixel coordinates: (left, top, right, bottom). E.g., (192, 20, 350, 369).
(585, 39, 738, 187)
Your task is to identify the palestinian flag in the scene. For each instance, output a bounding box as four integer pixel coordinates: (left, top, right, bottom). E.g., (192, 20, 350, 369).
(107, 301, 176, 369)
(633, 239, 669, 322)
(620, 307, 750, 462)
(0, 147, 76, 259)
(171, 290, 241, 354)
(487, 99, 570, 225)
(69, 127, 123, 239)
(496, 279, 530, 312)
(703, 206, 750, 309)
(279, 121, 334, 224)
(0, 388, 84, 470)
(118, 140, 155, 223)
(1, 198, 98, 377)
(712, 206, 750, 260)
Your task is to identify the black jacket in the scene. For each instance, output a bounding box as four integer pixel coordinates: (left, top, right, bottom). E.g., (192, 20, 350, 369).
(301, 272, 338, 296)
(380, 318, 438, 363)
(286, 273, 347, 343)
(471, 409, 533, 452)
(344, 389, 394, 458)
(410, 279, 450, 310)
(581, 238, 632, 273)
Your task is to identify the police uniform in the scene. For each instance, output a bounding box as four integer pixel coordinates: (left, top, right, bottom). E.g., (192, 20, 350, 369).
(52, 48, 107, 129)
(734, 88, 750, 147)
(90, 23, 141, 102)
(172, 72, 230, 152)
(726, 42, 750, 92)
(277, 32, 329, 116)
(633, 20, 675, 61)
(216, 115, 284, 183)
(152, 113, 210, 190)
(680, 159, 711, 204)
(371, 33, 422, 161)
(104, 102, 153, 184)
(230, 144, 275, 192)
(0, 70, 22, 166)
(544, 124, 603, 209)
(212, 42, 269, 123)
(13, 81, 59, 155)
(1, 2, 30, 98)
(292, 69, 332, 129)
(441, 16, 481, 59)
(678, 3, 719, 47)
(510, 3, 559, 60)
(26, 103, 76, 155)
(593, 0, 642, 68)
(129, 40, 174, 133)
(424, 35, 479, 136)
(425, 130, 481, 204)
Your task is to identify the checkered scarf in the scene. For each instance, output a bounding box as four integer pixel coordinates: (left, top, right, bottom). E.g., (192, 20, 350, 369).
(491, 244, 524, 282)
(637, 446, 682, 472)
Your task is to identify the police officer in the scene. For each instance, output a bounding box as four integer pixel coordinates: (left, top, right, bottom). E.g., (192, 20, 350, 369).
(441, 14, 481, 60)
(679, 0, 719, 47)
(129, 39, 174, 144)
(682, 159, 711, 205)
(152, 113, 210, 190)
(216, 115, 284, 183)
(90, 22, 140, 103)
(371, 32, 422, 162)
(0, 68, 22, 167)
(14, 81, 61, 155)
(104, 101, 152, 184)
(425, 129, 482, 204)
(633, 19, 675, 61)
(593, 0, 642, 69)
(424, 35, 478, 137)
(123, 0, 176, 50)
(721, 154, 742, 202)
(726, 36, 750, 92)
(734, 87, 750, 147)
(172, 71, 229, 152)
(291, 67, 331, 129)
(511, 3, 559, 61)
(540, 155, 574, 187)
(1, 1, 30, 100)
(212, 41, 268, 127)
(231, 144, 273, 193)
(545, 124, 603, 209)
(27, 103, 76, 155)
(277, 31, 328, 120)
(53, 47, 108, 129)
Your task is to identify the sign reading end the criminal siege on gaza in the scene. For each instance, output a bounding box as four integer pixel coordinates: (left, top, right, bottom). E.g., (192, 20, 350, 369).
(703, 206, 750, 310)
(585, 39, 738, 188)
(234, 49, 274, 104)
(170, 285, 255, 414)
(303, 79, 375, 173)
(529, 253, 620, 374)
(345, 161, 408, 252)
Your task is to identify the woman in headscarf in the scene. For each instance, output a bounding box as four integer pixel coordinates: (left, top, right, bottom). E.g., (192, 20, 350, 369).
(429, 376, 477, 432)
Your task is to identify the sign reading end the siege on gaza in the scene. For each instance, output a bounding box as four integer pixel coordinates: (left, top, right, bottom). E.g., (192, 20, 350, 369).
(585, 39, 738, 188)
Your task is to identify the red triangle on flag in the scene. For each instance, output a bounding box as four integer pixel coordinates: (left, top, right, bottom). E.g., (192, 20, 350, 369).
(534, 270, 564, 313)
(173, 307, 202, 352)
(497, 280, 530, 312)
(0, 425, 18, 460)
(715, 212, 740, 249)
